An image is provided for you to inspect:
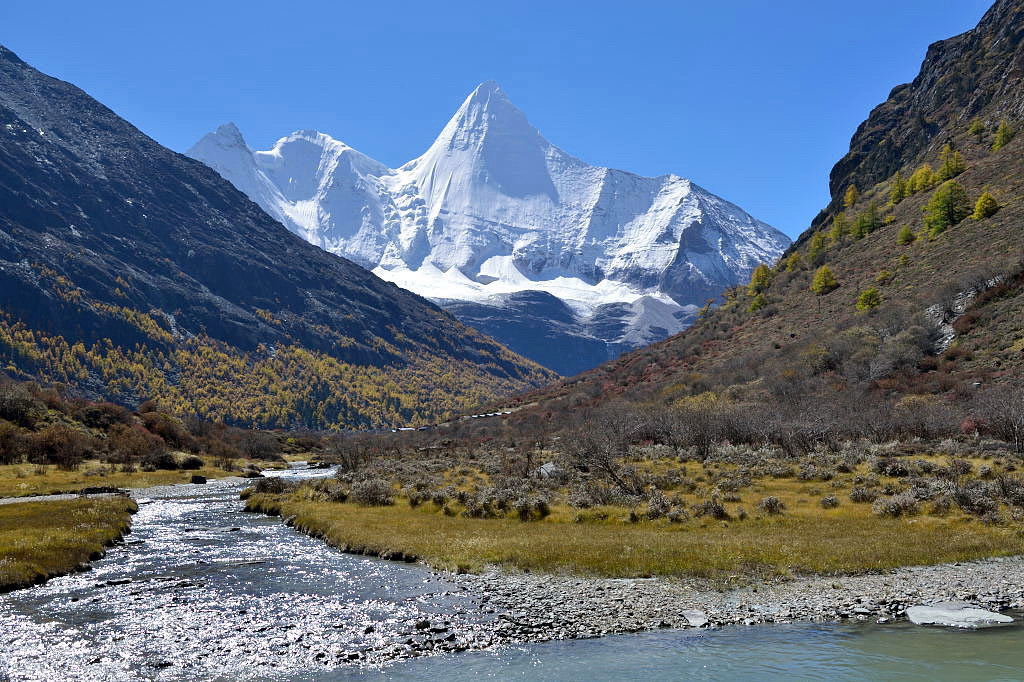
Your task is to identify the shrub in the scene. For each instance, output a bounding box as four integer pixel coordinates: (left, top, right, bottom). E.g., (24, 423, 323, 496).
(850, 486, 879, 503)
(350, 478, 394, 506)
(248, 476, 294, 496)
(820, 495, 839, 509)
(758, 496, 785, 515)
(109, 423, 166, 462)
(872, 492, 919, 517)
(692, 497, 730, 520)
(0, 420, 26, 465)
(28, 425, 93, 470)
(645, 490, 671, 519)
(896, 225, 916, 245)
(0, 382, 43, 427)
(179, 454, 204, 470)
(142, 450, 179, 471)
(74, 401, 131, 430)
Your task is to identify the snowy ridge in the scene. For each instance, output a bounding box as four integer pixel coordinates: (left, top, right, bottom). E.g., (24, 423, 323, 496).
(188, 83, 789, 373)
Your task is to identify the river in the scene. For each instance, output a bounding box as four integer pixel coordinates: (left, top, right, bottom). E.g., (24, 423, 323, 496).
(1, 464, 1022, 681)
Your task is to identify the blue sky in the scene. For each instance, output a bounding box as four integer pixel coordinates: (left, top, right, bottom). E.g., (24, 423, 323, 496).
(2, 1, 993, 238)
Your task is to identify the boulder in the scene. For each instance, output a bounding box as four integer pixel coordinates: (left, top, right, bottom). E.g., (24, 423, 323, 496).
(680, 609, 708, 627)
(190, 475, 207, 484)
(534, 462, 562, 479)
(906, 601, 1013, 629)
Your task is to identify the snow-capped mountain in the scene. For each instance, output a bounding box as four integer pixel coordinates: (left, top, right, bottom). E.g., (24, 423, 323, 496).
(189, 82, 790, 375)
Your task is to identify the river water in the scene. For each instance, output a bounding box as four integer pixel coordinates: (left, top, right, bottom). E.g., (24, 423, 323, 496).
(1, 464, 1022, 681)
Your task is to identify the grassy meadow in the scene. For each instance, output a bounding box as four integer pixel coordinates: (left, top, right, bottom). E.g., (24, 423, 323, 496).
(246, 452, 1024, 578)
(0, 496, 137, 591)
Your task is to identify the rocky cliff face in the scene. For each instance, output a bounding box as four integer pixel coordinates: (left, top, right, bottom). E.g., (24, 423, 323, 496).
(190, 83, 789, 375)
(820, 0, 1024, 228)
(0, 45, 553, 427)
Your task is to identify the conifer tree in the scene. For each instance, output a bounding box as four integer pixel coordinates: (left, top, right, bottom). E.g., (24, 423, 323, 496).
(855, 287, 882, 311)
(852, 202, 879, 238)
(896, 224, 916, 245)
(843, 185, 859, 208)
(968, 118, 985, 140)
(909, 164, 935, 193)
(747, 263, 772, 295)
(748, 293, 768, 312)
(811, 265, 839, 295)
(938, 143, 965, 180)
(829, 212, 848, 244)
(992, 119, 1014, 151)
(972, 191, 1000, 220)
(808, 231, 827, 262)
(924, 180, 971, 237)
(888, 172, 908, 204)
(783, 252, 803, 272)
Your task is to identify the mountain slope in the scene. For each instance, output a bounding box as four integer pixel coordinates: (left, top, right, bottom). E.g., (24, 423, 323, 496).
(500, 0, 1024, 413)
(189, 83, 789, 375)
(0, 45, 554, 428)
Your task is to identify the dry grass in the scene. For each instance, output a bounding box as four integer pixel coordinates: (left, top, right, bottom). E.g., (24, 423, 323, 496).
(248, 456, 1024, 578)
(0, 457, 278, 498)
(0, 497, 137, 591)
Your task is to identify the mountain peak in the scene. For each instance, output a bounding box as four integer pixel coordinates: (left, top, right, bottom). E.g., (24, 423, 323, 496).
(467, 80, 505, 101)
(215, 121, 246, 145)
(428, 81, 543, 154)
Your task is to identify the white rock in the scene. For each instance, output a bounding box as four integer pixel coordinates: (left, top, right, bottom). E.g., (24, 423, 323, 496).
(905, 601, 1014, 628)
(680, 609, 708, 627)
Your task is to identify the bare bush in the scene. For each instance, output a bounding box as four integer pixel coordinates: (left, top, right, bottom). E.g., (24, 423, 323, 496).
(350, 478, 394, 506)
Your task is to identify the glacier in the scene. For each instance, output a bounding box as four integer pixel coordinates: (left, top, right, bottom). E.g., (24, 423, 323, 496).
(189, 82, 790, 375)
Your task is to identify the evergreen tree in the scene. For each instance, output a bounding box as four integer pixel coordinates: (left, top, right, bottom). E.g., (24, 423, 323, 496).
(909, 164, 935, 193)
(811, 265, 839, 295)
(828, 212, 848, 244)
(747, 263, 772, 295)
(968, 118, 985, 140)
(855, 287, 882, 311)
(888, 171, 908, 204)
(808, 231, 827, 262)
(937, 143, 965, 180)
(972, 191, 1000, 220)
(843, 185, 859, 208)
(748, 293, 768, 312)
(852, 202, 879, 238)
(783, 252, 803, 272)
(924, 180, 971, 237)
(896, 224, 916, 245)
(992, 119, 1014, 151)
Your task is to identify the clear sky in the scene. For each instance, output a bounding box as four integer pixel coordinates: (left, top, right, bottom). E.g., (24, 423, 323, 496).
(2, 1, 994, 238)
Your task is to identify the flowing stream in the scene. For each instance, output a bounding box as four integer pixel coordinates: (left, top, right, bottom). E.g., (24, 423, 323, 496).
(1, 463, 1023, 681)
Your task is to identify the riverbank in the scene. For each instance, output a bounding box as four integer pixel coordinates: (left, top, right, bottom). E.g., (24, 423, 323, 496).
(0, 496, 137, 592)
(449, 556, 1024, 643)
(0, 455, 287, 499)
(247, 491, 1024, 646)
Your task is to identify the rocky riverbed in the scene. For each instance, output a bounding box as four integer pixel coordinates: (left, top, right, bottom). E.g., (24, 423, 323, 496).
(453, 555, 1024, 644)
